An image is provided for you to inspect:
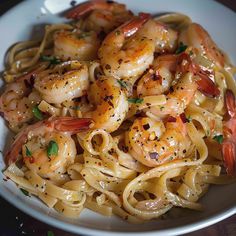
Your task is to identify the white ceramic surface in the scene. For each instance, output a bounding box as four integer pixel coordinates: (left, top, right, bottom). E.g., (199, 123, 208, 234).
(0, 0, 236, 235)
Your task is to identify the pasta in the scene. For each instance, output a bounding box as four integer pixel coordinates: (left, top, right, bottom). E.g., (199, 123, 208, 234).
(1, 0, 236, 223)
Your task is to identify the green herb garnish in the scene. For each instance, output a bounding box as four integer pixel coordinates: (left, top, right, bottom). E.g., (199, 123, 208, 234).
(40, 55, 61, 65)
(206, 130, 210, 137)
(213, 134, 223, 144)
(128, 98, 143, 104)
(47, 231, 55, 236)
(186, 115, 192, 123)
(117, 80, 127, 88)
(160, 106, 164, 111)
(20, 188, 30, 197)
(47, 140, 59, 158)
(25, 146, 32, 157)
(176, 42, 188, 54)
(189, 50, 194, 56)
(32, 106, 43, 120)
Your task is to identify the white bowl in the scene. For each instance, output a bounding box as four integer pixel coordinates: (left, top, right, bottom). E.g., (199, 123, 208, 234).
(0, 0, 236, 235)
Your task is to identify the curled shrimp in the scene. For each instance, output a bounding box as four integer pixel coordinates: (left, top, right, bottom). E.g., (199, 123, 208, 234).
(6, 117, 93, 178)
(179, 23, 225, 68)
(66, 0, 133, 34)
(127, 116, 190, 167)
(222, 89, 236, 176)
(85, 75, 128, 132)
(0, 69, 42, 130)
(54, 29, 100, 61)
(34, 61, 89, 104)
(146, 53, 220, 118)
(135, 19, 178, 54)
(137, 54, 178, 97)
(98, 13, 154, 84)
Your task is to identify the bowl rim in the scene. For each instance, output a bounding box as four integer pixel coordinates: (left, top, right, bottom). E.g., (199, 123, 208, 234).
(1, 185, 236, 236)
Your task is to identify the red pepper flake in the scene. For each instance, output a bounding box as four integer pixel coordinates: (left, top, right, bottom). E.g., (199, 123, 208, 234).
(180, 113, 187, 123)
(29, 156, 35, 164)
(143, 124, 150, 130)
(167, 116, 177, 122)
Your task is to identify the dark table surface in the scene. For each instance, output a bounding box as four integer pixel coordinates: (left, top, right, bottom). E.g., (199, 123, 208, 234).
(0, 0, 236, 235)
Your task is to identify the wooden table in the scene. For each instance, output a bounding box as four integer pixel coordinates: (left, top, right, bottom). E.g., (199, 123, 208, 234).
(0, 0, 236, 235)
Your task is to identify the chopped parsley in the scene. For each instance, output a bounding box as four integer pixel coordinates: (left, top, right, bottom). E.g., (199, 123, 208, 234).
(176, 42, 188, 54)
(20, 188, 30, 197)
(160, 106, 164, 111)
(47, 141, 59, 159)
(128, 98, 143, 104)
(186, 115, 192, 123)
(117, 79, 127, 88)
(32, 106, 43, 120)
(206, 130, 210, 136)
(189, 50, 194, 56)
(25, 146, 32, 157)
(213, 134, 223, 144)
(40, 55, 61, 65)
(47, 231, 55, 236)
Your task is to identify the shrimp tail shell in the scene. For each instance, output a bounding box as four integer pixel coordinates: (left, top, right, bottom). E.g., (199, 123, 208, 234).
(225, 89, 236, 118)
(122, 12, 151, 37)
(178, 53, 220, 98)
(47, 117, 94, 134)
(222, 89, 236, 176)
(66, 0, 115, 19)
(222, 140, 236, 176)
(195, 72, 220, 98)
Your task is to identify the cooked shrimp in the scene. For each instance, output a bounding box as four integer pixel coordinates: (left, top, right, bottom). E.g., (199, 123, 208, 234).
(146, 53, 220, 118)
(98, 13, 155, 84)
(34, 61, 89, 104)
(135, 19, 178, 54)
(179, 23, 225, 68)
(222, 89, 236, 176)
(6, 117, 93, 178)
(54, 29, 100, 61)
(85, 75, 128, 132)
(0, 69, 41, 129)
(137, 54, 178, 97)
(66, 0, 134, 34)
(127, 116, 190, 167)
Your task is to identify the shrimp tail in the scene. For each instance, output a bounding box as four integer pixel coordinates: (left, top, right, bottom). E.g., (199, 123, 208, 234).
(6, 137, 27, 165)
(222, 140, 236, 176)
(15, 67, 42, 83)
(178, 53, 220, 98)
(5, 121, 44, 165)
(225, 89, 236, 118)
(222, 89, 236, 176)
(122, 12, 150, 37)
(66, 0, 114, 19)
(195, 71, 220, 98)
(51, 117, 94, 133)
